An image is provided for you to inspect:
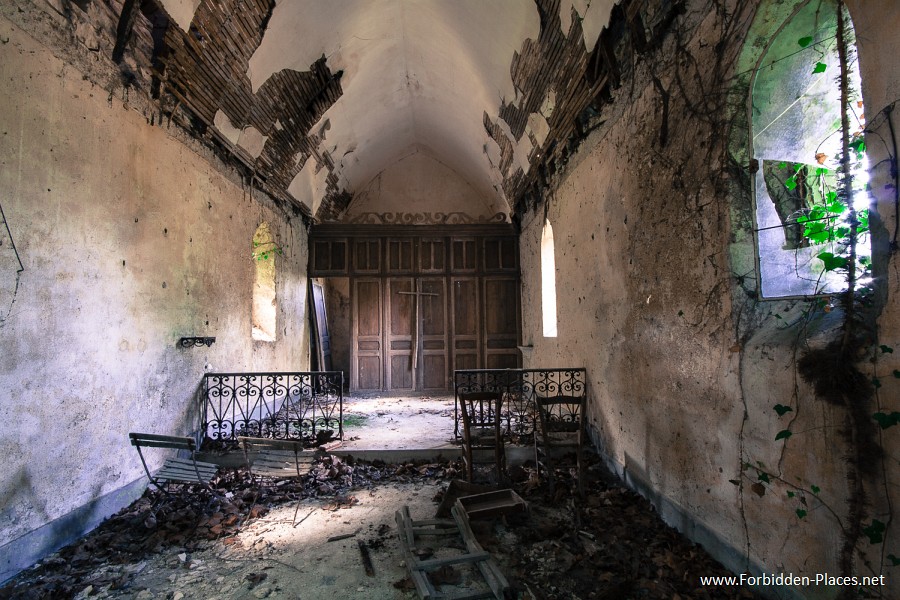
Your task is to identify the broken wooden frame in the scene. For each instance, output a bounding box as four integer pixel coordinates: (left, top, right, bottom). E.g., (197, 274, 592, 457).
(395, 504, 510, 600)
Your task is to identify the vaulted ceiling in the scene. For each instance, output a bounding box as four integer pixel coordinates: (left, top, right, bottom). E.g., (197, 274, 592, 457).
(82, 0, 658, 222)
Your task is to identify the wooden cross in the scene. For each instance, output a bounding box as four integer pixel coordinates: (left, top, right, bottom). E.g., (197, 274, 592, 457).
(397, 281, 439, 370)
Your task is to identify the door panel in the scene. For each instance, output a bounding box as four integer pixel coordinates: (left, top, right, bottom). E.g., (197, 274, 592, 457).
(452, 277, 480, 373)
(483, 276, 520, 370)
(386, 278, 414, 391)
(419, 278, 448, 391)
(353, 279, 382, 391)
(347, 231, 520, 393)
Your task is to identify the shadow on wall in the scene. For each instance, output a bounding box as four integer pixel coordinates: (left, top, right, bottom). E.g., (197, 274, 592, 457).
(0, 470, 119, 583)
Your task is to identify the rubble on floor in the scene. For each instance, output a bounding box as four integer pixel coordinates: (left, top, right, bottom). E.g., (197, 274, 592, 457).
(0, 453, 761, 600)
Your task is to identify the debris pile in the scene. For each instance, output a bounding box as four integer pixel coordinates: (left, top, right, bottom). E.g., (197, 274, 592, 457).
(1, 453, 761, 600)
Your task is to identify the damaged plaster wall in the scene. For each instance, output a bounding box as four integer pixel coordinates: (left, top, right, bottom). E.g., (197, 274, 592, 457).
(0, 16, 310, 579)
(519, 0, 899, 597)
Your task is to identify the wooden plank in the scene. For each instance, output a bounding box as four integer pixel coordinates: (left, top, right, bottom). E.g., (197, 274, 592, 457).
(412, 551, 491, 571)
(129, 433, 195, 449)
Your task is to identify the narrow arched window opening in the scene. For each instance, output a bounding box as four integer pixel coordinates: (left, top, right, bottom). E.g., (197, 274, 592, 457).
(251, 222, 277, 341)
(541, 219, 558, 338)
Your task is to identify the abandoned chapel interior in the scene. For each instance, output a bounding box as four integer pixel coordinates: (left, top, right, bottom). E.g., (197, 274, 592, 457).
(1, 0, 899, 598)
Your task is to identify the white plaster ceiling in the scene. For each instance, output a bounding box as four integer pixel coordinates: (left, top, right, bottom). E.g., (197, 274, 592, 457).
(161, 0, 615, 216)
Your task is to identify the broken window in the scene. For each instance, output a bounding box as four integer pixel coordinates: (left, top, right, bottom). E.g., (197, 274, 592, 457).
(750, 0, 870, 298)
(541, 219, 557, 337)
(252, 222, 277, 341)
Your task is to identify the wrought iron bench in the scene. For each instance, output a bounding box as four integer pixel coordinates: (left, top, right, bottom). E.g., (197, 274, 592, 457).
(129, 432, 219, 493)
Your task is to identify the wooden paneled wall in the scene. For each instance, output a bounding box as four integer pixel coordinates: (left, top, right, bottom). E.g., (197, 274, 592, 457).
(310, 225, 520, 392)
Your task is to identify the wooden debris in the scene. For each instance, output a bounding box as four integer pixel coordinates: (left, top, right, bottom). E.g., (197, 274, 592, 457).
(357, 539, 375, 577)
(396, 504, 509, 599)
(455, 489, 527, 520)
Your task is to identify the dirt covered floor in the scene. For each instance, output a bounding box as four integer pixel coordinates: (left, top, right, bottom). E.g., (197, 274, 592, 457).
(0, 396, 762, 599)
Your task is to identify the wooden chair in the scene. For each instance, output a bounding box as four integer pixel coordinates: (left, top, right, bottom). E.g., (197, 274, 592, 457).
(238, 436, 322, 480)
(238, 436, 323, 524)
(458, 391, 505, 482)
(533, 394, 585, 495)
(129, 432, 219, 493)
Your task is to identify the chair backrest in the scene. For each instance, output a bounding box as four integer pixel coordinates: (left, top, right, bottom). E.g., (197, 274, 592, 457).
(535, 394, 584, 435)
(129, 432, 197, 451)
(458, 391, 503, 430)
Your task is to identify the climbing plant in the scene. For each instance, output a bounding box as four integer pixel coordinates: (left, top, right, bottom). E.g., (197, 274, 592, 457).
(739, 2, 898, 597)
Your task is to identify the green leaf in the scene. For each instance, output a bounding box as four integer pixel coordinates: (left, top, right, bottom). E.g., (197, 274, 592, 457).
(888, 554, 900, 567)
(812, 62, 827, 74)
(775, 429, 793, 441)
(785, 176, 798, 190)
(773, 404, 793, 416)
(798, 36, 814, 48)
(880, 345, 894, 354)
(796, 509, 808, 519)
(826, 201, 845, 215)
(811, 485, 821, 495)
(786, 490, 795, 498)
(863, 519, 886, 544)
(873, 412, 900, 429)
(815, 167, 830, 176)
(757, 471, 770, 484)
(817, 252, 848, 271)
(893, 369, 900, 379)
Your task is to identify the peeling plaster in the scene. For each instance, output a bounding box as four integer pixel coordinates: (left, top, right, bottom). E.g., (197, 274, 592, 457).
(247, 0, 539, 211)
(288, 154, 328, 214)
(526, 112, 550, 151)
(560, 0, 615, 48)
(158, 0, 201, 32)
(213, 110, 241, 146)
(237, 126, 268, 160)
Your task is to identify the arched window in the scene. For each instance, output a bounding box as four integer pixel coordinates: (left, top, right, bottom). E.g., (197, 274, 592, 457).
(251, 222, 277, 341)
(541, 219, 557, 338)
(750, 0, 869, 298)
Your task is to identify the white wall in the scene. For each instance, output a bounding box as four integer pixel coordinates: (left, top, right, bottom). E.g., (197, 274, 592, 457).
(0, 15, 310, 576)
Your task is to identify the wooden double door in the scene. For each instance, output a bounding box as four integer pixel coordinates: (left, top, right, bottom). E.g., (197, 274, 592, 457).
(353, 274, 519, 392)
(308, 226, 519, 393)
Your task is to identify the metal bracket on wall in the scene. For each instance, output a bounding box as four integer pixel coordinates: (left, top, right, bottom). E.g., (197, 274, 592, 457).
(177, 336, 216, 348)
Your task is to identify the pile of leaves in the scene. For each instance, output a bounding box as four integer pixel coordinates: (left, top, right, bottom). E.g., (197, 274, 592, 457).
(1, 452, 762, 600)
(0, 455, 459, 599)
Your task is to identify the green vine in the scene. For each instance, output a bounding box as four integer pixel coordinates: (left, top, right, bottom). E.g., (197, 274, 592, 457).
(251, 240, 284, 261)
(736, 2, 898, 597)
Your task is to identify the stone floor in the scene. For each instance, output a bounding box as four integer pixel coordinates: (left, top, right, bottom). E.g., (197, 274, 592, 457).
(0, 394, 766, 600)
(338, 394, 457, 450)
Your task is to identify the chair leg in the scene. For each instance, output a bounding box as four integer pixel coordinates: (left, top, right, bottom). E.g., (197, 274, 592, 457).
(464, 445, 474, 482)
